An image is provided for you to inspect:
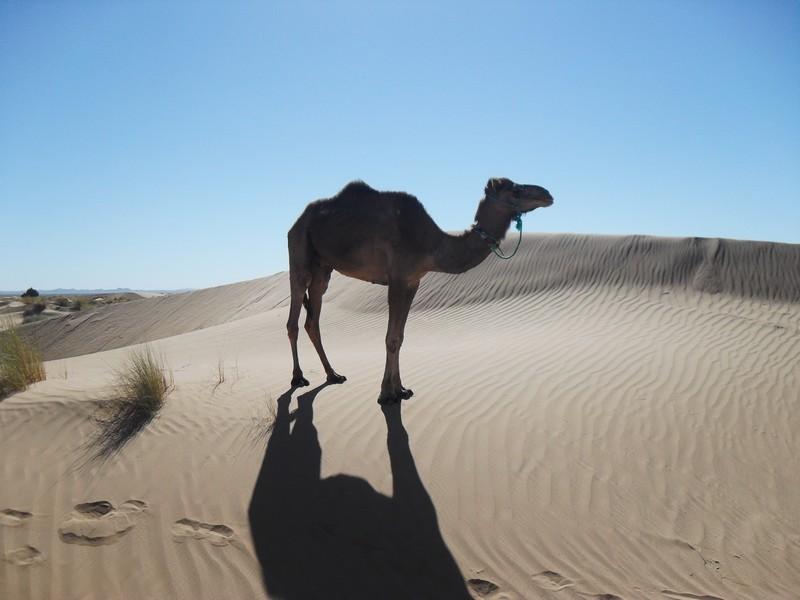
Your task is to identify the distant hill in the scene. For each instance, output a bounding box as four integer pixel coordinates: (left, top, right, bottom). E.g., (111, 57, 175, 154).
(0, 288, 192, 296)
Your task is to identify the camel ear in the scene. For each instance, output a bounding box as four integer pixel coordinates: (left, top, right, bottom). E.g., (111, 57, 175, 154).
(485, 178, 513, 196)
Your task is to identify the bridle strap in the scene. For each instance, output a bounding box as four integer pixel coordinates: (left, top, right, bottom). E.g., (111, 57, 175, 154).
(472, 212, 524, 260)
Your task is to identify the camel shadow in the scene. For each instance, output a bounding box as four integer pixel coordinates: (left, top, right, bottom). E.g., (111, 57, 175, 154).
(248, 384, 471, 599)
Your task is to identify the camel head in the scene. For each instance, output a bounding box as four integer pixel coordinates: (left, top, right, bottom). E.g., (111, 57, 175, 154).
(484, 177, 553, 213)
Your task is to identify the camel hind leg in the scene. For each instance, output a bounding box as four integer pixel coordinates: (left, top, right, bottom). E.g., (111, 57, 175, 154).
(287, 227, 312, 387)
(304, 265, 346, 385)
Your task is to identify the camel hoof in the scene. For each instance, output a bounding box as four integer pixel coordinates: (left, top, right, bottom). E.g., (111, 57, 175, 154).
(377, 387, 413, 404)
(291, 375, 310, 387)
(326, 373, 347, 384)
(377, 394, 399, 405)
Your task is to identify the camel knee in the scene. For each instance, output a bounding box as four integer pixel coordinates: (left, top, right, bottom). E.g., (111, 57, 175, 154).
(386, 334, 403, 354)
(287, 322, 300, 340)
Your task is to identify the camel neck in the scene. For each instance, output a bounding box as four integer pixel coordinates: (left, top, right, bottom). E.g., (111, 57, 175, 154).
(430, 199, 515, 274)
(430, 230, 492, 274)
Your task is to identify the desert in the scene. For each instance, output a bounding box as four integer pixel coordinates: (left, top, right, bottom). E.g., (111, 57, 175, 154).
(2, 233, 799, 599)
(3, 2, 798, 598)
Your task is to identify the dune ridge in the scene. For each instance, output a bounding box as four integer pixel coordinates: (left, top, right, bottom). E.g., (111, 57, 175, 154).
(24, 234, 800, 361)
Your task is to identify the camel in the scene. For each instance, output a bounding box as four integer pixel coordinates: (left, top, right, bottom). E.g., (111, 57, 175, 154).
(286, 177, 553, 404)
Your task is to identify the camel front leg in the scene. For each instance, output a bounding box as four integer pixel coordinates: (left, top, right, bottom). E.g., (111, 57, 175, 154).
(378, 281, 419, 404)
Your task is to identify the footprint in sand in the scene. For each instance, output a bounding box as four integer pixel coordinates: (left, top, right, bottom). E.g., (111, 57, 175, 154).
(661, 592, 724, 600)
(172, 518, 235, 547)
(58, 499, 148, 546)
(0, 508, 33, 527)
(530, 571, 622, 599)
(531, 571, 575, 592)
(467, 578, 500, 597)
(4, 545, 44, 566)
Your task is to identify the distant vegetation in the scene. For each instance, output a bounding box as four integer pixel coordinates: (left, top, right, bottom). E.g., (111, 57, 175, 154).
(0, 325, 46, 399)
(0, 291, 139, 327)
(22, 302, 46, 318)
(58, 294, 133, 312)
(70, 298, 88, 311)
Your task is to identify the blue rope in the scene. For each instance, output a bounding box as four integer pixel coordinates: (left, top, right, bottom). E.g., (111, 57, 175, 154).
(489, 214, 523, 260)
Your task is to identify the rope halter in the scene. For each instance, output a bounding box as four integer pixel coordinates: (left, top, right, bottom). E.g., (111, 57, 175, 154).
(472, 212, 523, 260)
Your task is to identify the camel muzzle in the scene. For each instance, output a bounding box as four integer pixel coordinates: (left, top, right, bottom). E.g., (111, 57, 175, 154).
(513, 184, 554, 209)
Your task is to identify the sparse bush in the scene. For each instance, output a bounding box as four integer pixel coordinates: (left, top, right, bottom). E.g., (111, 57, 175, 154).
(88, 346, 173, 459)
(115, 346, 173, 413)
(22, 302, 46, 317)
(54, 297, 70, 308)
(21, 288, 39, 298)
(71, 299, 84, 311)
(0, 325, 46, 398)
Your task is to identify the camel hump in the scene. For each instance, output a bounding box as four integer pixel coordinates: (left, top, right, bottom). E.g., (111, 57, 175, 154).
(337, 181, 420, 205)
(337, 181, 425, 212)
(338, 180, 376, 196)
(295, 181, 434, 245)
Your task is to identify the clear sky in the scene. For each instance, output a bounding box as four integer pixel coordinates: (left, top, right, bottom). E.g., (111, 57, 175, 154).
(1, 1, 798, 290)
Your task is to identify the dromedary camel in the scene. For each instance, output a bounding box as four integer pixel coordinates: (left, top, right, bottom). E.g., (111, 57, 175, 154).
(287, 177, 553, 404)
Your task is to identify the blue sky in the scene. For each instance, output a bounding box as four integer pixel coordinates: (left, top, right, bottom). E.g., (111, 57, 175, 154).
(1, 1, 798, 290)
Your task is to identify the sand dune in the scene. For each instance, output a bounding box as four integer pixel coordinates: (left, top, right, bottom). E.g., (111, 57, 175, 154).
(2, 234, 798, 599)
(24, 273, 289, 360)
(26, 234, 800, 361)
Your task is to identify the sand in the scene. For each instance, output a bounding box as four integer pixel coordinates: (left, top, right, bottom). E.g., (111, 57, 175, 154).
(1, 233, 798, 599)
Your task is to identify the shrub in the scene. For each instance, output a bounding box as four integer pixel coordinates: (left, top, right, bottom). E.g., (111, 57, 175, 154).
(0, 326, 46, 398)
(22, 302, 46, 317)
(21, 288, 39, 298)
(89, 347, 173, 459)
(115, 346, 173, 413)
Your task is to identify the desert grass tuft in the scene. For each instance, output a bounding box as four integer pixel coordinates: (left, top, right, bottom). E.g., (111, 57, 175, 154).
(247, 394, 278, 447)
(116, 346, 173, 413)
(88, 346, 173, 460)
(214, 358, 225, 391)
(0, 324, 46, 399)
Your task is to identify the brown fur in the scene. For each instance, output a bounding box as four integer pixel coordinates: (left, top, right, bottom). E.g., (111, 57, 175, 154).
(286, 178, 553, 403)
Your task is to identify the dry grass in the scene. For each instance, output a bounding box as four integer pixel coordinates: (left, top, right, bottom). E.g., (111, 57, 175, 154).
(247, 393, 278, 447)
(214, 358, 225, 391)
(115, 346, 173, 413)
(88, 346, 173, 459)
(0, 324, 46, 399)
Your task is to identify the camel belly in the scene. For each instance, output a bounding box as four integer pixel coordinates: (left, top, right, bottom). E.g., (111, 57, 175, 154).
(324, 245, 390, 285)
(309, 230, 392, 285)
(332, 265, 388, 286)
